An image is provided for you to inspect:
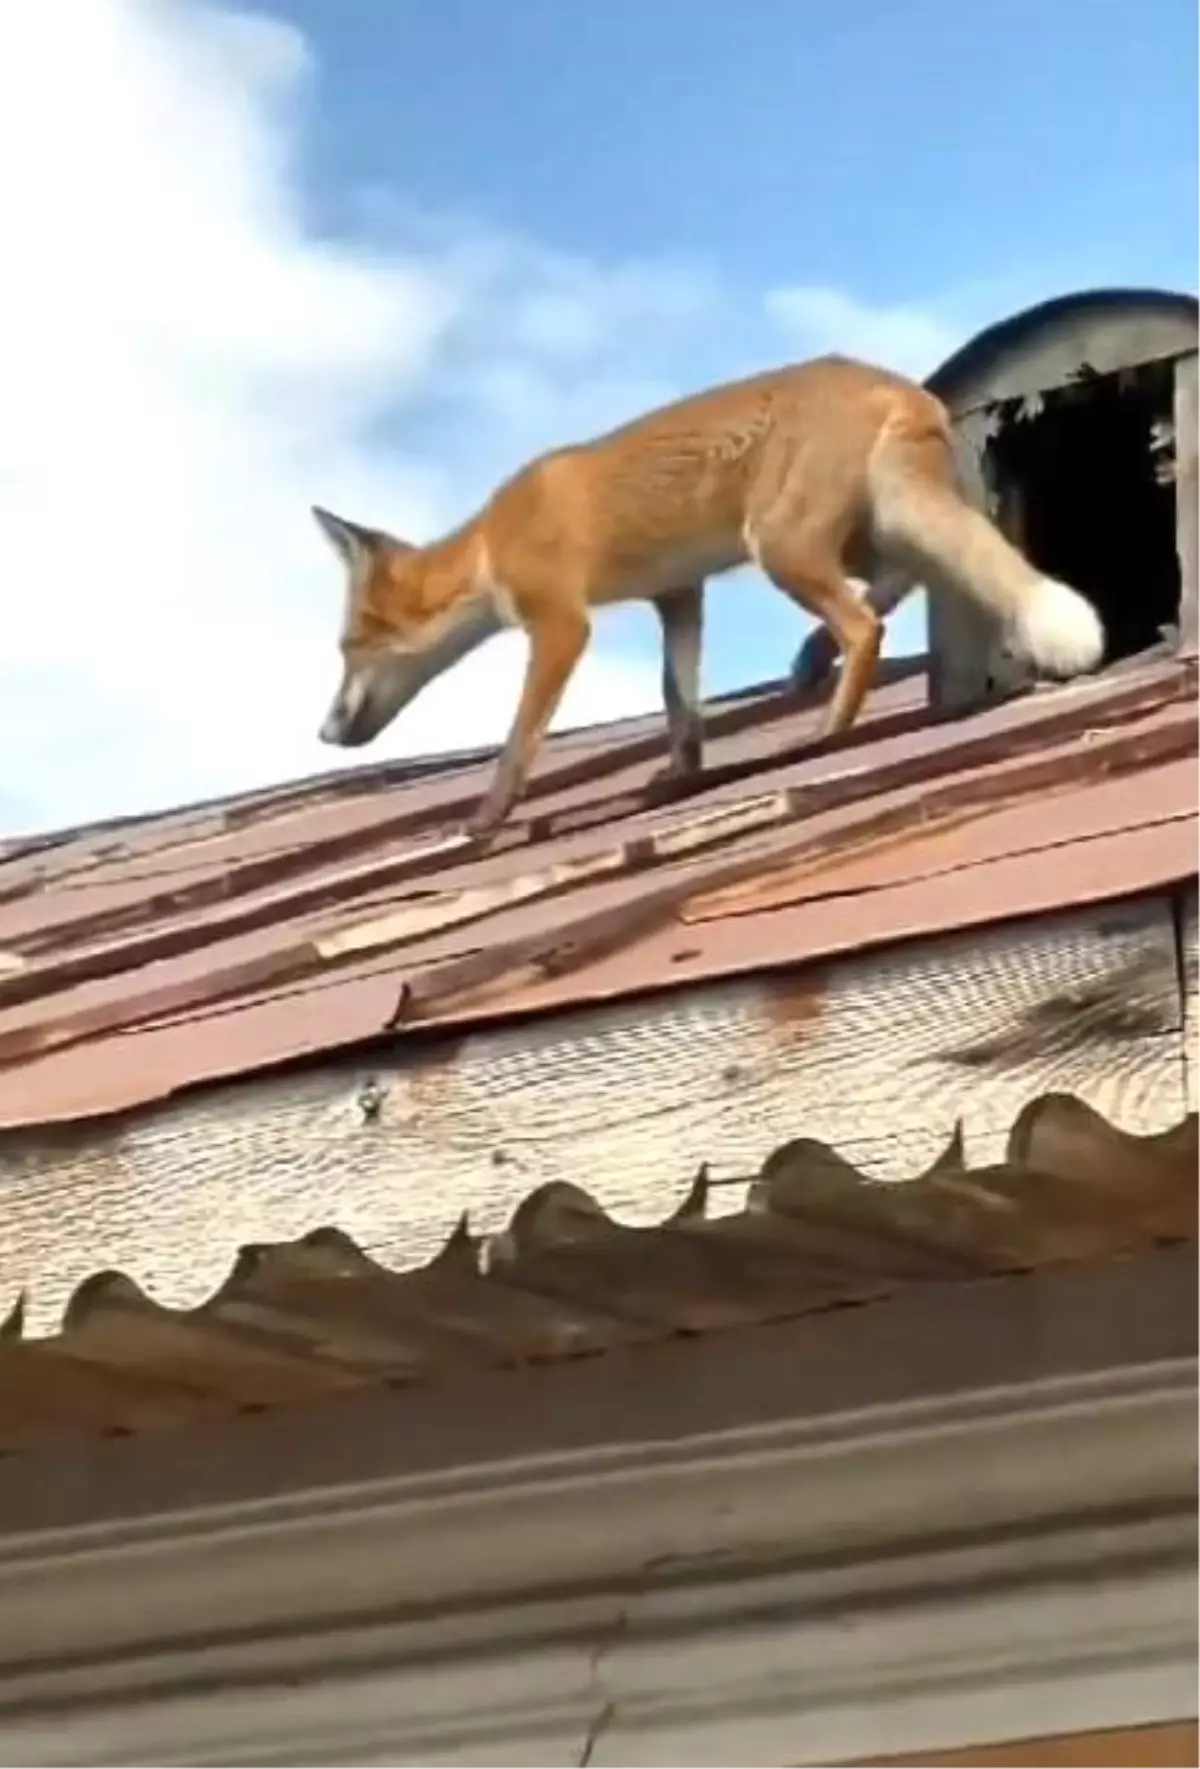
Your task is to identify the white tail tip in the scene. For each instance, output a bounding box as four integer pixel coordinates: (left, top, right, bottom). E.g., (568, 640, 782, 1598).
(1009, 577, 1105, 680)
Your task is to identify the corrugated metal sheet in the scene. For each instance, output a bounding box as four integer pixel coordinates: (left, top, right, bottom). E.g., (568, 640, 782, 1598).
(0, 653, 1195, 1129)
(0, 1089, 1193, 1453)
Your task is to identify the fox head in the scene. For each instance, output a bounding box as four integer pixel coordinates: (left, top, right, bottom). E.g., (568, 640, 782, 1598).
(313, 505, 501, 748)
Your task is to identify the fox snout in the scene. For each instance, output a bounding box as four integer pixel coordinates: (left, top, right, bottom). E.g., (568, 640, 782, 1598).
(318, 692, 372, 748)
(317, 639, 468, 750)
(316, 599, 509, 754)
(318, 662, 396, 748)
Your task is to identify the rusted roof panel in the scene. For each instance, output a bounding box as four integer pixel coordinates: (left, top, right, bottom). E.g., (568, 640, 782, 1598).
(0, 652, 1194, 1129)
(0, 1091, 1193, 1454)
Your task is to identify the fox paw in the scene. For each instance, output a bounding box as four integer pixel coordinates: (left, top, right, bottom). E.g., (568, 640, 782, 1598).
(464, 804, 506, 844)
(647, 751, 701, 794)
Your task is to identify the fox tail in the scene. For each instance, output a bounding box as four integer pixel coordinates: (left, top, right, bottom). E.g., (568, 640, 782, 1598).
(868, 419, 1105, 678)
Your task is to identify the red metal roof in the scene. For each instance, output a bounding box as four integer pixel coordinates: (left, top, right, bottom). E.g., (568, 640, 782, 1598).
(0, 651, 1194, 1130)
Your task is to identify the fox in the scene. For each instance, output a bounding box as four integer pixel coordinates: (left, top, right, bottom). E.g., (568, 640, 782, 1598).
(314, 354, 1105, 839)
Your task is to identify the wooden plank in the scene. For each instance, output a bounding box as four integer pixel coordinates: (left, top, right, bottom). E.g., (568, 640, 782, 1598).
(317, 792, 799, 960)
(0, 895, 1188, 1338)
(1174, 352, 1198, 649)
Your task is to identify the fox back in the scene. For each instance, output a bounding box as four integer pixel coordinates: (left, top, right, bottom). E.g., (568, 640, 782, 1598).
(321, 357, 942, 641)
(471, 355, 945, 606)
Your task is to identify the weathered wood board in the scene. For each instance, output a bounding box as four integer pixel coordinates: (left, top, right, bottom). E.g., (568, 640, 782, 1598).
(0, 893, 1189, 1336)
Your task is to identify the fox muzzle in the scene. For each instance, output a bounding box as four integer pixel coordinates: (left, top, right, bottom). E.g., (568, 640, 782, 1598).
(317, 645, 458, 749)
(316, 600, 508, 753)
(318, 671, 390, 748)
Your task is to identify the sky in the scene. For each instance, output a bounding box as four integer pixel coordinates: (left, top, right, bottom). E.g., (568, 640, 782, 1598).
(0, 0, 1195, 833)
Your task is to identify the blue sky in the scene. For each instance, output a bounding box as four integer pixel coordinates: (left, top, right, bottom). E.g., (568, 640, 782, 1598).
(274, 0, 1200, 689)
(0, 0, 1195, 829)
(290, 0, 1197, 291)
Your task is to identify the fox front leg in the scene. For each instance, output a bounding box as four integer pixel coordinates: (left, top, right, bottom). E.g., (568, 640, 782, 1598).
(467, 605, 591, 841)
(650, 584, 704, 785)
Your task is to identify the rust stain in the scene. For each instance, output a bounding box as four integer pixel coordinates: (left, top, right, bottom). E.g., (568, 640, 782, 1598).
(759, 969, 829, 1041)
(400, 1042, 470, 1120)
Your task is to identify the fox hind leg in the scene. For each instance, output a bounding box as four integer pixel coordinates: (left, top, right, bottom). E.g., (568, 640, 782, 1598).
(791, 567, 913, 694)
(749, 521, 882, 738)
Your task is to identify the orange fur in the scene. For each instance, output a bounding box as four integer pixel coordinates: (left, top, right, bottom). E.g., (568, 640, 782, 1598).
(314, 355, 1105, 839)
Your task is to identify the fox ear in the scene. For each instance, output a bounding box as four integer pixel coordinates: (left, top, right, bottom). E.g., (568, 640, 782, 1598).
(312, 506, 416, 568)
(312, 505, 378, 568)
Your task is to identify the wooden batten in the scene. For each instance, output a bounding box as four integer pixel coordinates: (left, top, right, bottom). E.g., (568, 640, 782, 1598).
(0, 888, 1194, 1338)
(1174, 351, 1198, 650)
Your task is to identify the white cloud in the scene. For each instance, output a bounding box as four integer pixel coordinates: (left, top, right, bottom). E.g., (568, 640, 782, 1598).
(765, 284, 962, 380)
(0, 1, 992, 838)
(0, 0, 691, 834)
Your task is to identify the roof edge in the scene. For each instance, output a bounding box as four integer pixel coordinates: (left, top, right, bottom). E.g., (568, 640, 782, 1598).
(927, 284, 1200, 400)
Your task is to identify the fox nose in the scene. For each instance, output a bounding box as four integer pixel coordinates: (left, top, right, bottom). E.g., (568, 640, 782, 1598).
(319, 673, 368, 746)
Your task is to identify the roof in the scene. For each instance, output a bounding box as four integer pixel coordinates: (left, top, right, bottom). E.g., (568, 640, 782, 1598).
(0, 647, 1195, 1131)
(1, 1088, 1194, 1455)
(926, 284, 1198, 409)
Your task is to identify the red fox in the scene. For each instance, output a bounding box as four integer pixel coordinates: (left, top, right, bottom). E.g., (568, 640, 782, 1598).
(314, 354, 1105, 838)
